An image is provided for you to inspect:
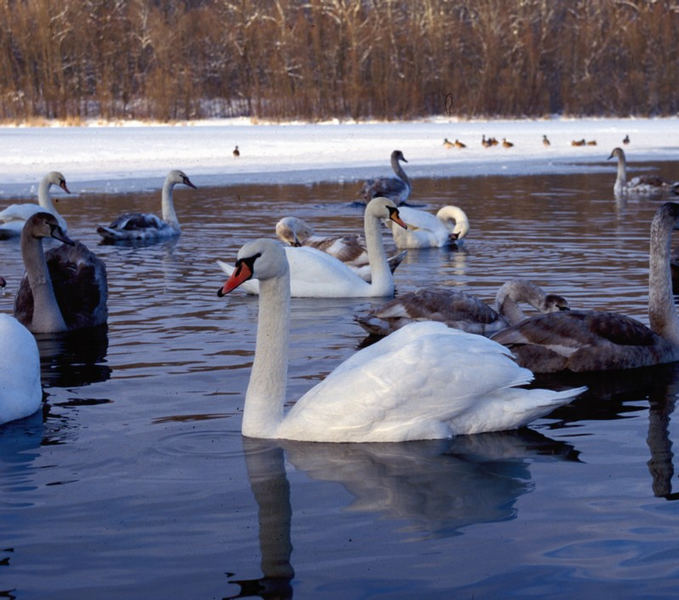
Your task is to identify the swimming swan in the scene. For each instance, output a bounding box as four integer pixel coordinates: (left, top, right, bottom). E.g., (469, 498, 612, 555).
(491, 202, 679, 373)
(218, 197, 407, 298)
(217, 238, 585, 442)
(97, 170, 196, 242)
(359, 150, 412, 205)
(387, 205, 469, 249)
(0, 171, 70, 238)
(355, 279, 569, 337)
(15, 212, 108, 333)
(608, 147, 679, 197)
(0, 313, 41, 424)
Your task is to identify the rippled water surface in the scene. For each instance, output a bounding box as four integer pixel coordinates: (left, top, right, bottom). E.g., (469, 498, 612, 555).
(3, 163, 679, 598)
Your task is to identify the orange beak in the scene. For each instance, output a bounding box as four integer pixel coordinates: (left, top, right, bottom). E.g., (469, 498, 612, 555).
(218, 261, 253, 297)
(390, 210, 408, 230)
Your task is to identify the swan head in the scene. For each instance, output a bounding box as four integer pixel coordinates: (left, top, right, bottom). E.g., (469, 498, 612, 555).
(218, 239, 287, 296)
(167, 170, 197, 190)
(45, 171, 70, 194)
(542, 294, 570, 312)
(367, 197, 407, 230)
(275, 216, 313, 247)
(22, 212, 74, 245)
(391, 149, 407, 164)
(608, 147, 624, 161)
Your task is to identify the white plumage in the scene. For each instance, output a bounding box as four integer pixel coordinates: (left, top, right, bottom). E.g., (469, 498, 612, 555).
(387, 205, 469, 249)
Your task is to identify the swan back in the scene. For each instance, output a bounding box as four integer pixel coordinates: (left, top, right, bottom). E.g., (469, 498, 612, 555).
(388, 205, 467, 249)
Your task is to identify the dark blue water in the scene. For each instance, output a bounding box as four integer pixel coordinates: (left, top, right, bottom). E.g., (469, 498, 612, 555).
(2, 164, 679, 598)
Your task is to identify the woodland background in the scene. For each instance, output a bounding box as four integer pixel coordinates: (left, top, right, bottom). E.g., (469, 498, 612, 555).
(0, 0, 677, 123)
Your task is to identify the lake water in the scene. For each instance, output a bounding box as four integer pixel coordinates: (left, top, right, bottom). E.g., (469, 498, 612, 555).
(2, 161, 679, 598)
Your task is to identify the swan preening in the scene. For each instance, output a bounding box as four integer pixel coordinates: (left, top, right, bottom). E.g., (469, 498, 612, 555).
(97, 170, 196, 242)
(0, 171, 70, 239)
(15, 212, 108, 333)
(356, 279, 570, 338)
(217, 238, 585, 442)
(608, 147, 679, 197)
(387, 205, 469, 249)
(492, 202, 679, 373)
(219, 197, 407, 297)
(359, 150, 412, 205)
(275, 215, 406, 281)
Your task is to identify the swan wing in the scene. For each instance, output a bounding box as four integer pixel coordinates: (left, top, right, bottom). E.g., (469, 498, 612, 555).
(389, 206, 450, 248)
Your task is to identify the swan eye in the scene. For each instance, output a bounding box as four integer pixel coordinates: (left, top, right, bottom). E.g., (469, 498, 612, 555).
(235, 252, 261, 279)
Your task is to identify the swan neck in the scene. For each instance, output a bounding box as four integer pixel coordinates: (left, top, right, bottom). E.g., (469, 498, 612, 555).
(364, 208, 393, 296)
(38, 176, 57, 212)
(391, 156, 410, 185)
(648, 208, 679, 345)
(616, 153, 627, 189)
(243, 270, 290, 438)
(161, 180, 179, 227)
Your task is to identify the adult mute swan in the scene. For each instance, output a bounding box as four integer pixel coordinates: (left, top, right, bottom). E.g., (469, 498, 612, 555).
(217, 238, 584, 442)
(275, 215, 406, 282)
(15, 213, 108, 333)
(608, 147, 679, 197)
(0, 313, 41, 425)
(355, 279, 569, 337)
(387, 205, 469, 249)
(0, 171, 70, 238)
(491, 202, 679, 373)
(218, 197, 407, 298)
(359, 150, 412, 205)
(97, 170, 196, 242)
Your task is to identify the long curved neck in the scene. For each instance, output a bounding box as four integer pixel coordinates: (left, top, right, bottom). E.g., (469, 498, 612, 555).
(242, 270, 290, 438)
(161, 180, 179, 226)
(391, 156, 409, 185)
(20, 234, 67, 332)
(496, 280, 542, 325)
(615, 153, 627, 190)
(436, 207, 469, 238)
(38, 177, 57, 212)
(649, 207, 679, 345)
(364, 209, 394, 296)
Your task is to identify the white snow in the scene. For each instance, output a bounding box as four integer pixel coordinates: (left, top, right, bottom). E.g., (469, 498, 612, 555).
(0, 116, 677, 198)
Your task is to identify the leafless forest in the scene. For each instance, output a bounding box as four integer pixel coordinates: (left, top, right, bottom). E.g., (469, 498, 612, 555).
(0, 0, 677, 123)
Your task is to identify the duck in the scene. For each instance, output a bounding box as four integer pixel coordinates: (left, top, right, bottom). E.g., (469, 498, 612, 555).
(0, 171, 70, 238)
(233, 145, 240, 158)
(490, 202, 679, 373)
(359, 150, 411, 205)
(542, 135, 551, 147)
(385, 205, 469, 249)
(454, 139, 466, 149)
(15, 212, 108, 333)
(96, 170, 197, 242)
(216, 238, 585, 442)
(571, 139, 586, 147)
(0, 313, 41, 425)
(218, 197, 407, 297)
(274, 215, 406, 282)
(443, 138, 454, 149)
(607, 147, 679, 197)
(502, 138, 514, 148)
(623, 134, 630, 145)
(355, 279, 570, 338)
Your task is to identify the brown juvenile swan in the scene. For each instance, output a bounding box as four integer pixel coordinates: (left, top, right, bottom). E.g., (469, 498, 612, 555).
(491, 202, 679, 373)
(15, 212, 108, 333)
(359, 150, 411, 205)
(608, 147, 679, 197)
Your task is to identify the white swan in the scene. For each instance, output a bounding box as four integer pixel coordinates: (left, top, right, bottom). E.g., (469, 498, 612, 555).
(387, 205, 469, 249)
(491, 202, 679, 373)
(0, 171, 70, 238)
(97, 170, 196, 242)
(274, 215, 406, 282)
(608, 147, 679, 197)
(15, 212, 108, 333)
(355, 279, 570, 337)
(0, 313, 41, 425)
(218, 197, 407, 298)
(359, 150, 412, 205)
(216, 238, 584, 442)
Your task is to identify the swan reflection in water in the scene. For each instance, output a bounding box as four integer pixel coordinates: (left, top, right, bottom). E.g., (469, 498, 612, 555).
(226, 430, 577, 598)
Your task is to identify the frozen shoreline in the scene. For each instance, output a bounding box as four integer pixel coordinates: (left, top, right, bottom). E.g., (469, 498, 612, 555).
(0, 116, 677, 198)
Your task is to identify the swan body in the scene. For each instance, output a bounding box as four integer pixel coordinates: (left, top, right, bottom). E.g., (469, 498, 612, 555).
(217, 238, 585, 442)
(0, 172, 70, 238)
(275, 215, 406, 282)
(97, 170, 196, 242)
(608, 147, 679, 197)
(219, 197, 407, 298)
(359, 150, 411, 205)
(387, 205, 469, 249)
(491, 202, 679, 373)
(15, 212, 108, 333)
(0, 313, 41, 424)
(355, 279, 569, 338)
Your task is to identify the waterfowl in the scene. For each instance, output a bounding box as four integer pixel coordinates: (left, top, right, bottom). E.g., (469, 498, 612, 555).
(587, 140, 597, 146)
(571, 139, 586, 147)
(359, 150, 411, 205)
(233, 145, 240, 158)
(219, 197, 406, 298)
(542, 135, 550, 147)
(386, 205, 469, 249)
(96, 170, 196, 242)
(608, 147, 678, 197)
(443, 138, 454, 149)
(217, 238, 585, 442)
(355, 279, 569, 338)
(15, 212, 108, 333)
(454, 139, 466, 149)
(491, 202, 679, 373)
(0, 171, 70, 238)
(0, 313, 41, 425)
(623, 134, 630, 145)
(274, 215, 406, 282)
(502, 138, 514, 148)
